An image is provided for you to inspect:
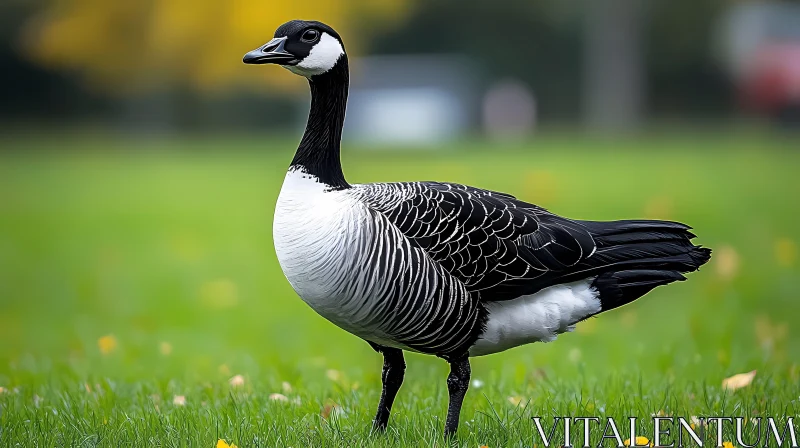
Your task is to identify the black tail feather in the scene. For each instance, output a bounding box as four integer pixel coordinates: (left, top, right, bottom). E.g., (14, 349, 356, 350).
(579, 219, 712, 314)
(592, 269, 686, 312)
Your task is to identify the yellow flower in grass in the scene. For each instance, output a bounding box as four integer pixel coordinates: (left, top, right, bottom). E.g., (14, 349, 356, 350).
(775, 238, 796, 267)
(643, 195, 673, 220)
(723, 442, 734, 448)
(159, 342, 172, 356)
(523, 170, 558, 204)
(200, 279, 238, 309)
(568, 347, 582, 363)
(97, 335, 118, 355)
(624, 436, 652, 446)
(217, 439, 238, 448)
(228, 375, 245, 387)
(714, 245, 740, 280)
(326, 369, 341, 381)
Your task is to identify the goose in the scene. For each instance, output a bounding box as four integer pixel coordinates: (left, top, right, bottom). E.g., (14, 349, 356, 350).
(243, 20, 712, 437)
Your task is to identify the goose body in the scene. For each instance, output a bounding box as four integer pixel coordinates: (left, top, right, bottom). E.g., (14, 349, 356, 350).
(274, 169, 619, 358)
(244, 20, 711, 437)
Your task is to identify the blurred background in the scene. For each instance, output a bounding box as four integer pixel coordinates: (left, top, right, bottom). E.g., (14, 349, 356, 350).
(3, 0, 800, 135)
(1, 0, 799, 416)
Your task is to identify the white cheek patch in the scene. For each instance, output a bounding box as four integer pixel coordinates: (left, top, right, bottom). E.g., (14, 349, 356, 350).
(284, 32, 344, 77)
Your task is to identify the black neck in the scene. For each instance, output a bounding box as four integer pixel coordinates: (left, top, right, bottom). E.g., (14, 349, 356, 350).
(290, 56, 350, 189)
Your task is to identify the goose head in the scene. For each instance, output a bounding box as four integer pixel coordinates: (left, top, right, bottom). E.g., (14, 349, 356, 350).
(243, 20, 346, 78)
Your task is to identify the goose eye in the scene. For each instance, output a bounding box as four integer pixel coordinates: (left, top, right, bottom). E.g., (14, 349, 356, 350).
(301, 29, 319, 43)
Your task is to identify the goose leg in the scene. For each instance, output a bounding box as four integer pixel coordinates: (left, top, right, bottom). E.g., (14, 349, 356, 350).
(370, 344, 405, 431)
(444, 355, 470, 437)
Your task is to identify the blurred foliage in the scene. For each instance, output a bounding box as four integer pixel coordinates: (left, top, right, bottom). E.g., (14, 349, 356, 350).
(0, 0, 768, 125)
(21, 0, 412, 92)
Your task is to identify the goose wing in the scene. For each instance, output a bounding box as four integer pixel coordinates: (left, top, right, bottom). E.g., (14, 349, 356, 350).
(355, 181, 598, 301)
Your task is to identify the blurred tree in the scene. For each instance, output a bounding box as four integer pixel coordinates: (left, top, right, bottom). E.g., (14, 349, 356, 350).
(22, 0, 412, 93)
(0, 0, 111, 125)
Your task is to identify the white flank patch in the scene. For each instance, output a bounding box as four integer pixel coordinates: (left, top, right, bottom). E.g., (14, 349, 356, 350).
(469, 280, 601, 356)
(284, 33, 344, 77)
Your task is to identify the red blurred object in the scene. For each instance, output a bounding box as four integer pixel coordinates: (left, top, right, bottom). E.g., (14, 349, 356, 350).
(740, 43, 800, 116)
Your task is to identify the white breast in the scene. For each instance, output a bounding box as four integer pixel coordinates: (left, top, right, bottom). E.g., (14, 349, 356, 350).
(272, 168, 375, 334)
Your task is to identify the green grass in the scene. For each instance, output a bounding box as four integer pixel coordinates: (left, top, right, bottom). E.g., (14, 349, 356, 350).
(0, 133, 799, 447)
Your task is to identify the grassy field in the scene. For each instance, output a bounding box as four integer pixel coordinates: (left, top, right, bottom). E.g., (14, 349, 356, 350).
(0, 133, 798, 447)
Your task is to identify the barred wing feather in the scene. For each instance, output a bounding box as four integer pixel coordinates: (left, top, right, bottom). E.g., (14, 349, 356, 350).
(356, 181, 598, 301)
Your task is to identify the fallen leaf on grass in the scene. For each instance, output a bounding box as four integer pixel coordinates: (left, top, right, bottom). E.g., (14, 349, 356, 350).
(321, 403, 336, 419)
(97, 335, 118, 355)
(530, 368, 548, 382)
(722, 370, 756, 391)
(229, 375, 245, 387)
(217, 439, 238, 448)
(508, 396, 524, 406)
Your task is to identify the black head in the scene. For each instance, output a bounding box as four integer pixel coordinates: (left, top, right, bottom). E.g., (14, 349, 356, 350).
(243, 20, 346, 77)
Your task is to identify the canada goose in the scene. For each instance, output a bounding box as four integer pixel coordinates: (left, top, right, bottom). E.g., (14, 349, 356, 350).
(243, 19, 711, 437)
